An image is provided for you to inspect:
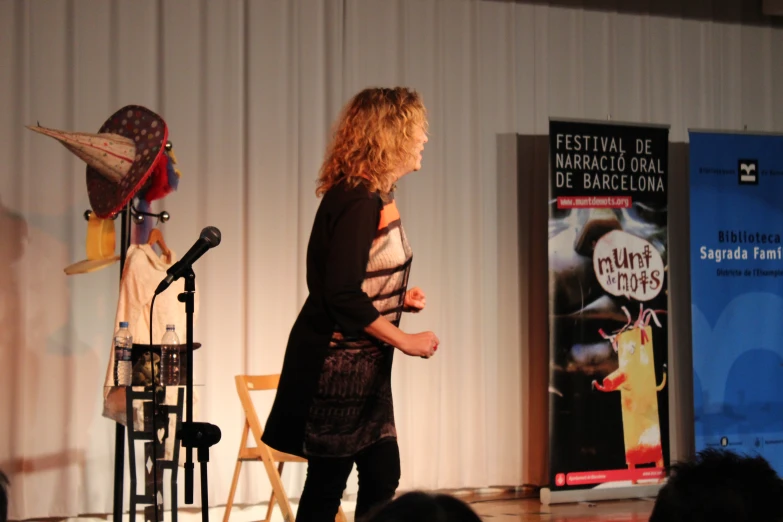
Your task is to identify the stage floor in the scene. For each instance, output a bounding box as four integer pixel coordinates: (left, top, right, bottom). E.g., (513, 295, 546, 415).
(470, 497, 654, 521)
(215, 493, 655, 522)
(59, 492, 656, 522)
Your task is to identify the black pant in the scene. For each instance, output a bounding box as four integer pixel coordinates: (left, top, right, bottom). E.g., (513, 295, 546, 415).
(296, 438, 401, 522)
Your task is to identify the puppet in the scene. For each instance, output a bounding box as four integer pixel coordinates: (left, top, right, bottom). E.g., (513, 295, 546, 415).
(593, 305, 668, 478)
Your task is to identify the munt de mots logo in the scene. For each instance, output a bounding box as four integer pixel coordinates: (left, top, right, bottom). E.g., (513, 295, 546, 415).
(739, 159, 759, 185)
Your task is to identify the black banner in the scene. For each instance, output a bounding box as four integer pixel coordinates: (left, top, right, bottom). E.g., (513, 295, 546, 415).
(547, 119, 670, 492)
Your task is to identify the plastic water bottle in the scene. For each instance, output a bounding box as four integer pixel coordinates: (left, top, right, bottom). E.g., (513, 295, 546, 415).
(114, 321, 133, 386)
(160, 324, 180, 386)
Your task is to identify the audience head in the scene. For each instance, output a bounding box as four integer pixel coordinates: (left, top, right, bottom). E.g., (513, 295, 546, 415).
(363, 491, 482, 522)
(650, 448, 783, 522)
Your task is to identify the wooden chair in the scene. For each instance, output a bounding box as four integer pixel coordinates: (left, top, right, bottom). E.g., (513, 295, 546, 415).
(223, 375, 347, 522)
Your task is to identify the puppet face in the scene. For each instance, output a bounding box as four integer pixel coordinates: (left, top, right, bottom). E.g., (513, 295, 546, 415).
(618, 336, 652, 372)
(615, 326, 658, 395)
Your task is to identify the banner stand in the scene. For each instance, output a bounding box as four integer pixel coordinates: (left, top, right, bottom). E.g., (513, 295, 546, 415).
(544, 118, 671, 505)
(540, 483, 662, 505)
(688, 127, 783, 480)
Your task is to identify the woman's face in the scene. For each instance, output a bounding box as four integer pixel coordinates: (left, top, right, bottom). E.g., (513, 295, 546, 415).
(396, 125, 428, 179)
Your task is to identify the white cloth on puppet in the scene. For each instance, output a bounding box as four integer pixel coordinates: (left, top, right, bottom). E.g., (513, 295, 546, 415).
(102, 243, 201, 464)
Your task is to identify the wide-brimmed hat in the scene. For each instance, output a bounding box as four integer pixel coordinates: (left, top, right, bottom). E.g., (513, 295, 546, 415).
(27, 105, 168, 218)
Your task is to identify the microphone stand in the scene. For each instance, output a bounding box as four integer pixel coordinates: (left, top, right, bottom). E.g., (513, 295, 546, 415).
(176, 266, 221, 522)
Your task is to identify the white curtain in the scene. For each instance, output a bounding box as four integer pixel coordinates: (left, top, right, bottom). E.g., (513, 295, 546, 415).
(1, 0, 782, 519)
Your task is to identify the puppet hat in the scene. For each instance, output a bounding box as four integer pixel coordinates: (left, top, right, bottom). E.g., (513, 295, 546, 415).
(27, 105, 168, 219)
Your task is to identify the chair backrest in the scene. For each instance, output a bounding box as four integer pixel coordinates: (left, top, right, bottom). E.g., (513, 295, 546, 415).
(234, 375, 280, 445)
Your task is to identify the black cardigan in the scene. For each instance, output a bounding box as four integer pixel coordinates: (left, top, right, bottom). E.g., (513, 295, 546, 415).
(262, 181, 384, 457)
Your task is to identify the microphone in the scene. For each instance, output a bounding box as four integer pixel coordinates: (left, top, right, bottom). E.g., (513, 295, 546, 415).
(154, 226, 221, 295)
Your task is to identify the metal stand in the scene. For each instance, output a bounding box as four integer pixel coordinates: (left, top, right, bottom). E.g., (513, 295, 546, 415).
(112, 203, 131, 522)
(177, 268, 221, 522)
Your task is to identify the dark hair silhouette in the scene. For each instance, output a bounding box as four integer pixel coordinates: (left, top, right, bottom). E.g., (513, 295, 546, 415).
(650, 448, 783, 522)
(362, 491, 482, 522)
(0, 470, 8, 522)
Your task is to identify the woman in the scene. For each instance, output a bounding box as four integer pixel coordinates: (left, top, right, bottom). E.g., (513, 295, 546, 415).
(262, 87, 439, 522)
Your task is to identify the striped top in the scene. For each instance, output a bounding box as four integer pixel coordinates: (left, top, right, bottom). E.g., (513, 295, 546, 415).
(304, 195, 413, 457)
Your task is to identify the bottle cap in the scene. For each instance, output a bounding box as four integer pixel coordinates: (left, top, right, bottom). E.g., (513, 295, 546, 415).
(166, 324, 175, 330)
(119, 321, 129, 328)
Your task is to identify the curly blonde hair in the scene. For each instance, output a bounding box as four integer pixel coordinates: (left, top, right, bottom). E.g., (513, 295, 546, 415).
(316, 87, 428, 196)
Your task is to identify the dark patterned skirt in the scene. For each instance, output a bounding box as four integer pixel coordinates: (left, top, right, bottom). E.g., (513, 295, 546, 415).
(303, 342, 396, 457)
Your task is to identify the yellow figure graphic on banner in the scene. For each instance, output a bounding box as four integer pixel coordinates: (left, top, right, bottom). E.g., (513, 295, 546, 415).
(593, 306, 667, 479)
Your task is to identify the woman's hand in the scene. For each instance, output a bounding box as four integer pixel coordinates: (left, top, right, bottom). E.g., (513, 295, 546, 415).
(363, 315, 439, 358)
(404, 286, 426, 312)
(399, 331, 439, 358)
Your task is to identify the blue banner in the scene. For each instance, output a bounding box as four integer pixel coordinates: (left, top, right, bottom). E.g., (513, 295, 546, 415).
(689, 131, 783, 474)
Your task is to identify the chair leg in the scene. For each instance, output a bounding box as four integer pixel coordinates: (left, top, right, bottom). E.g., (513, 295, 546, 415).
(264, 490, 276, 522)
(223, 423, 250, 522)
(223, 459, 243, 522)
(264, 462, 284, 522)
(261, 453, 296, 522)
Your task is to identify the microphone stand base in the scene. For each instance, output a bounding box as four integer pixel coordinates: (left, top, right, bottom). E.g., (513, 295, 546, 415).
(178, 422, 221, 522)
